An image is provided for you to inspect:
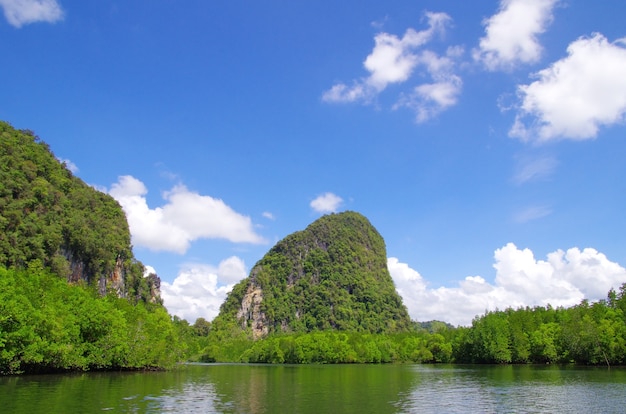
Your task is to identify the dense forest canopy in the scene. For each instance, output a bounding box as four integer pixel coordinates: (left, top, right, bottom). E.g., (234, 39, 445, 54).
(0, 121, 154, 301)
(0, 122, 178, 374)
(213, 211, 411, 338)
(0, 265, 182, 374)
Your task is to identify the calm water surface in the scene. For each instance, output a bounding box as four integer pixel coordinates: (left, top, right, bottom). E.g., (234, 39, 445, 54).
(2, 364, 626, 413)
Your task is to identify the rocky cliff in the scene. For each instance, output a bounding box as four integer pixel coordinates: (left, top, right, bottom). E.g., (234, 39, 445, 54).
(0, 121, 159, 303)
(215, 211, 411, 339)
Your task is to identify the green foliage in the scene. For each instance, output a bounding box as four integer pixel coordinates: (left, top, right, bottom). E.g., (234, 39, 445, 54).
(196, 330, 453, 364)
(0, 121, 151, 301)
(0, 122, 184, 374)
(0, 266, 183, 374)
(452, 286, 626, 365)
(198, 284, 626, 366)
(214, 211, 411, 338)
(205, 208, 626, 367)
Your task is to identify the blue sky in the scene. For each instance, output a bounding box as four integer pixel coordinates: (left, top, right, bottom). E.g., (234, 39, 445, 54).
(2, 0, 625, 325)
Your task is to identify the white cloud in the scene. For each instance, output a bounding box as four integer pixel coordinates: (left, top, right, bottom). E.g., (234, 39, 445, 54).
(310, 192, 343, 214)
(474, 0, 558, 71)
(160, 257, 248, 323)
(0, 0, 63, 28)
(393, 47, 463, 123)
(262, 211, 275, 220)
(322, 11, 459, 120)
(363, 18, 447, 90)
(389, 243, 626, 326)
(513, 204, 552, 223)
(322, 83, 370, 104)
(143, 265, 157, 277)
(109, 175, 266, 254)
(511, 33, 626, 142)
(58, 158, 78, 174)
(512, 154, 557, 184)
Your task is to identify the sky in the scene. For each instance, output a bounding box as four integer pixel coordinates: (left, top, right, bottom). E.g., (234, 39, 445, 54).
(1, 0, 625, 326)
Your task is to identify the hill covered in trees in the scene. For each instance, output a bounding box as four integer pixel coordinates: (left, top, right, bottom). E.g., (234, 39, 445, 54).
(212, 211, 411, 339)
(0, 122, 182, 374)
(191, 212, 626, 366)
(195, 286, 626, 365)
(0, 121, 157, 301)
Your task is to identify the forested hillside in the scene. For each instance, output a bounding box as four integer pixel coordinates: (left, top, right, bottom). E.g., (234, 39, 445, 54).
(0, 121, 154, 300)
(0, 122, 183, 374)
(189, 211, 626, 366)
(212, 211, 411, 340)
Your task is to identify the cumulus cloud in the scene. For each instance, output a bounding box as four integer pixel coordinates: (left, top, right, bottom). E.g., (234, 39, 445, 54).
(389, 243, 626, 326)
(474, 0, 558, 70)
(310, 192, 343, 214)
(510, 33, 626, 142)
(160, 257, 248, 322)
(393, 47, 463, 122)
(0, 0, 63, 28)
(108, 175, 266, 254)
(322, 12, 461, 122)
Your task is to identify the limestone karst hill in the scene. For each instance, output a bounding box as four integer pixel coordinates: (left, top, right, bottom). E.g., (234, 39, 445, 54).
(0, 121, 158, 302)
(214, 211, 411, 338)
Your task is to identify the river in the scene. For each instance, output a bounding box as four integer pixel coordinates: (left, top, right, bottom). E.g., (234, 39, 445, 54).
(2, 364, 626, 413)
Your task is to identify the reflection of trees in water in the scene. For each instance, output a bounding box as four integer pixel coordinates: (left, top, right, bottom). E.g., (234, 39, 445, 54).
(206, 364, 415, 414)
(3, 365, 626, 413)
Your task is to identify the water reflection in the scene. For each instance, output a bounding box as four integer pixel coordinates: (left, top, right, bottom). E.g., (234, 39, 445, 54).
(396, 365, 626, 414)
(2, 364, 626, 413)
(168, 363, 416, 413)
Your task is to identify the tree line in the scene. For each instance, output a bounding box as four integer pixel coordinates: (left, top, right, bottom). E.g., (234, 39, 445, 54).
(0, 264, 184, 374)
(3, 261, 626, 373)
(184, 283, 626, 366)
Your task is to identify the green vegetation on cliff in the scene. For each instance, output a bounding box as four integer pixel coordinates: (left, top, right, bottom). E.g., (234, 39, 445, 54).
(192, 210, 626, 366)
(214, 211, 411, 338)
(0, 122, 184, 374)
(0, 121, 152, 301)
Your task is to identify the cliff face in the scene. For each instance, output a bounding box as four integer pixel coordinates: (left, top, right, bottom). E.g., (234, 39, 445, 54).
(216, 211, 411, 339)
(0, 121, 160, 303)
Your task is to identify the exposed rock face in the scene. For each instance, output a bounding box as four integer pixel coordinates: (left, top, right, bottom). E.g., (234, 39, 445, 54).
(144, 272, 162, 304)
(215, 211, 411, 339)
(236, 282, 268, 339)
(64, 249, 126, 296)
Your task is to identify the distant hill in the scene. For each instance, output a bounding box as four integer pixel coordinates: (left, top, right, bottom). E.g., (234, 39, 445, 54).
(0, 121, 158, 303)
(214, 211, 411, 338)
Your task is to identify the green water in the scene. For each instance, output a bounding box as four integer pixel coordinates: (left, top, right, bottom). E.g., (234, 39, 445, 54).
(2, 364, 626, 413)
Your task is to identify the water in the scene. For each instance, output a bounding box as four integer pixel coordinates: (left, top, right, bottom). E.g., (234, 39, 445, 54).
(2, 364, 626, 413)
